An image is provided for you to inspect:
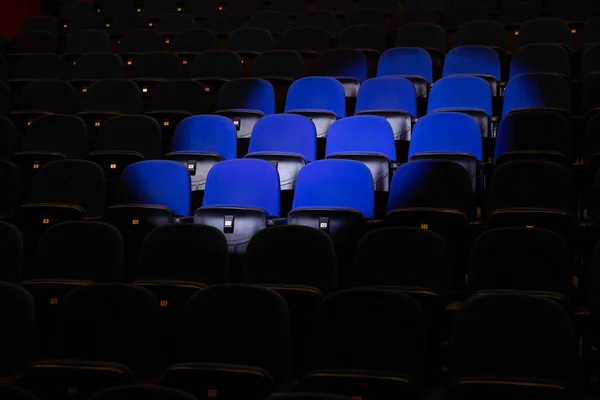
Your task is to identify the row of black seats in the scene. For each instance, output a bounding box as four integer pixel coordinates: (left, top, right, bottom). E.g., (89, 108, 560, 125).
(0, 279, 590, 400)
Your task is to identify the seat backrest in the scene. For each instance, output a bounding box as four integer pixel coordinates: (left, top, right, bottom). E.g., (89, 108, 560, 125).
(449, 292, 578, 388)
(140, 224, 229, 284)
(132, 52, 184, 79)
(191, 50, 243, 79)
(244, 225, 337, 294)
(285, 77, 346, 117)
(64, 29, 110, 54)
(29, 160, 106, 217)
(33, 221, 123, 282)
(408, 112, 483, 161)
(427, 75, 493, 115)
(502, 73, 571, 117)
(20, 80, 76, 114)
(202, 159, 281, 217)
(95, 115, 162, 159)
(179, 285, 292, 382)
(316, 49, 368, 82)
(253, 50, 305, 80)
(73, 53, 124, 79)
(120, 160, 191, 216)
(509, 43, 571, 80)
(516, 17, 572, 48)
(117, 29, 163, 53)
(150, 80, 206, 114)
(355, 76, 418, 116)
(387, 159, 474, 218)
(227, 27, 274, 52)
(456, 20, 508, 49)
(84, 79, 141, 114)
(216, 78, 275, 115)
(171, 28, 218, 52)
(171, 115, 237, 160)
(24, 114, 87, 158)
(292, 159, 375, 218)
(248, 114, 317, 162)
(377, 47, 433, 81)
(55, 284, 161, 379)
(309, 289, 427, 383)
(443, 45, 501, 81)
(325, 115, 396, 161)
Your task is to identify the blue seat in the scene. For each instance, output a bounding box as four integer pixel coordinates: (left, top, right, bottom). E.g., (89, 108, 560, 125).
(214, 78, 275, 141)
(103, 160, 190, 277)
(195, 159, 280, 254)
(246, 114, 316, 190)
(509, 43, 571, 81)
(325, 115, 395, 192)
(427, 76, 493, 138)
(117, 160, 191, 217)
(285, 77, 346, 138)
(355, 77, 417, 144)
(502, 73, 571, 118)
(289, 159, 374, 240)
(316, 49, 368, 98)
(409, 112, 483, 193)
(443, 46, 501, 96)
(377, 47, 432, 101)
(166, 115, 238, 192)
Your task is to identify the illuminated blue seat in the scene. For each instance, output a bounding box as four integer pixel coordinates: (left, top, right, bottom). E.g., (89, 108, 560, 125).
(246, 114, 316, 190)
(316, 49, 368, 98)
(409, 112, 482, 193)
(165, 115, 237, 194)
(195, 159, 280, 254)
(509, 44, 571, 81)
(377, 47, 432, 106)
(104, 160, 190, 266)
(285, 77, 346, 138)
(443, 46, 501, 96)
(354, 77, 417, 143)
(289, 159, 373, 244)
(427, 76, 493, 138)
(502, 73, 571, 118)
(325, 115, 395, 191)
(214, 78, 275, 143)
(325, 115, 395, 218)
